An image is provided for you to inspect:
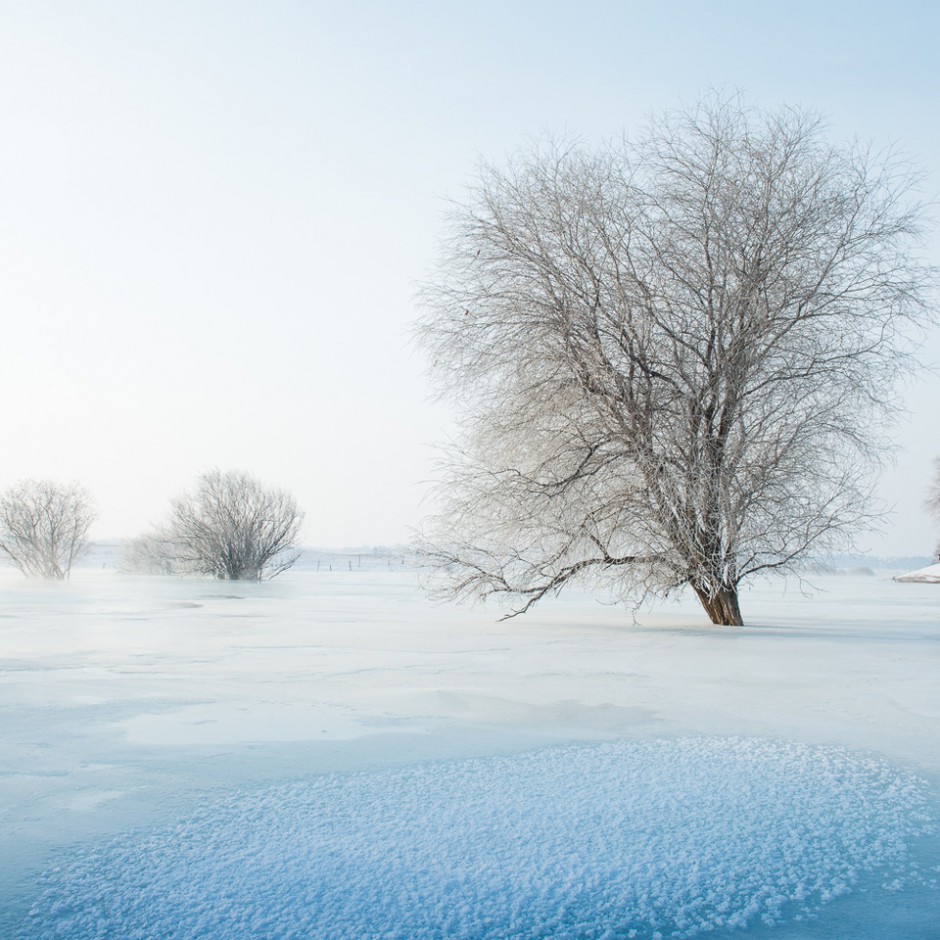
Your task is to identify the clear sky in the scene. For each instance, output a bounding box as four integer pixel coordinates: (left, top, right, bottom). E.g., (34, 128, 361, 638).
(0, 0, 937, 555)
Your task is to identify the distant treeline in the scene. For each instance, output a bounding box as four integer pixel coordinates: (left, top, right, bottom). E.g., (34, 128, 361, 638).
(77, 542, 416, 574)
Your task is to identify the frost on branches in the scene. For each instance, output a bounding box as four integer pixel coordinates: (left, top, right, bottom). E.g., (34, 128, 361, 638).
(417, 96, 936, 625)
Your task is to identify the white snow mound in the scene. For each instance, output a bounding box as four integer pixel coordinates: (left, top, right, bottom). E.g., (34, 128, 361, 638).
(894, 562, 940, 583)
(24, 738, 935, 940)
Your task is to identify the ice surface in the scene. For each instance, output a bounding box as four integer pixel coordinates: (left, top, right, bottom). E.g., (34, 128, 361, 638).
(20, 739, 938, 940)
(2, 559, 939, 937)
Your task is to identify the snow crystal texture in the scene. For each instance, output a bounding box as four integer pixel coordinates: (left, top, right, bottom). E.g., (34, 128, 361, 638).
(24, 738, 935, 939)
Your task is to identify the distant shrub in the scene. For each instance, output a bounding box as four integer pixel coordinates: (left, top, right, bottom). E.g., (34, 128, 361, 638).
(0, 479, 95, 579)
(127, 470, 303, 581)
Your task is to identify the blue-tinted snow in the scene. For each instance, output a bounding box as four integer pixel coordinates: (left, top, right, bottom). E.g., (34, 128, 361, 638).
(23, 738, 936, 940)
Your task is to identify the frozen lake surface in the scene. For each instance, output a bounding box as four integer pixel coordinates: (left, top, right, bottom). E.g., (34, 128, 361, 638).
(1, 558, 938, 938)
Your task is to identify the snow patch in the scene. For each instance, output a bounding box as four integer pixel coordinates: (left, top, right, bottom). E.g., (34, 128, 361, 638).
(894, 562, 940, 583)
(23, 738, 936, 939)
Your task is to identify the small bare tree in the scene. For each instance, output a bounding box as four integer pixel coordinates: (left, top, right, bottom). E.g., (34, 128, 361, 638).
(417, 96, 935, 625)
(0, 480, 96, 579)
(130, 470, 303, 580)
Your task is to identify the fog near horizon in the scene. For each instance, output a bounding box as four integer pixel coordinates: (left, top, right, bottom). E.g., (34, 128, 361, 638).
(0, 1, 937, 555)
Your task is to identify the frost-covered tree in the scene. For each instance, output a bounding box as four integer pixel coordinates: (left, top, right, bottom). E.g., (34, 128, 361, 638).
(417, 96, 935, 625)
(129, 470, 303, 580)
(0, 480, 95, 578)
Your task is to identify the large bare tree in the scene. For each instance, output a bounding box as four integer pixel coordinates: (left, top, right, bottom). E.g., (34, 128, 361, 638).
(417, 97, 935, 625)
(0, 480, 95, 579)
(129, 470, 304, 580)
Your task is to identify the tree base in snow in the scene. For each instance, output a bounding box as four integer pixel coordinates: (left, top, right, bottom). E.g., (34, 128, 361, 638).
(693, 585, 744, 626)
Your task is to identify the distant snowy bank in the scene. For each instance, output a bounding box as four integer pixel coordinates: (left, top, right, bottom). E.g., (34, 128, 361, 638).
(65, 542, 936, 579)
(24, 739, 936, 940)
(894, 562, 940, 584)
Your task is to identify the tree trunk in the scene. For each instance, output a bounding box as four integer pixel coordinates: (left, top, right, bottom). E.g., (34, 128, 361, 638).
(692, 584, 743, 626)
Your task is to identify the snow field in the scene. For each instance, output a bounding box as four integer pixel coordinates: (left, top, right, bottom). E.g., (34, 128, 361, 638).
(23, 737, 937, 940)
(3, 564, 939, 937)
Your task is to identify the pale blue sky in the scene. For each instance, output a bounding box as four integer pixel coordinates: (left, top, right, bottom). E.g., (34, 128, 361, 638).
(0, 1, 937, 554)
